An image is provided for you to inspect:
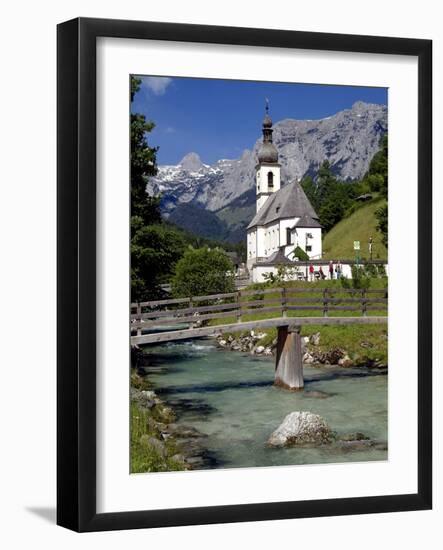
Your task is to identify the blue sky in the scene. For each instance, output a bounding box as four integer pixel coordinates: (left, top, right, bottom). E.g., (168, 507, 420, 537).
(131, 76, 387, 166)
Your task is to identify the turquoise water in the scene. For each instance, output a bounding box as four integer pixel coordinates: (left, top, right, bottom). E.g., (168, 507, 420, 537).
(142, 339, 388, 469)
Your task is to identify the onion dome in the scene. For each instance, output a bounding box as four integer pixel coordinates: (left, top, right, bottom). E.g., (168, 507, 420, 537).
(258, 141, 279, 163)
(257, 99, 278, 164)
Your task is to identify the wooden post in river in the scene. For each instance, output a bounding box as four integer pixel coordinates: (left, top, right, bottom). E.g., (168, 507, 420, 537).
(274, 325, 304, 390)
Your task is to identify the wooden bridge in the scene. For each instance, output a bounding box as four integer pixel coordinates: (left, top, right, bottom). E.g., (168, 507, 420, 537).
(131, 286, 388, 391)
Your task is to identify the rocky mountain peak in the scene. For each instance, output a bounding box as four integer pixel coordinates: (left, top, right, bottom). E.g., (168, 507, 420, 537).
(179, 152, 204, 172)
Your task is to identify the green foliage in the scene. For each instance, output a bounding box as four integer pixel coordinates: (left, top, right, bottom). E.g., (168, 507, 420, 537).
(131, 76, 141, 101)
(171, 248, 235, 298)
(130, 111, 161, 223)
(366, 134, 388, 199)
(375, 203, 388, 248)
(262, 264, 303, 284)
(340, 263, 387, 290)
(366, 173, 384, 193)
(302, 161, 355, 232)
(131, 224, 187, 300)
(340, 265, 371, 289)
(362, 134, 388, 247)
(130, 400, 185, 473)
(291, 245, 309, 261)
(130, 76, 169, 300)
(300, 175, 318, 211)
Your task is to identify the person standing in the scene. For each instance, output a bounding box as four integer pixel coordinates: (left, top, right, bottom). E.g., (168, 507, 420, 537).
(309, 263, 314, 282)
(319, 266, 325, 280)
(328, 260, 334, 280)
(336, 260, 342, 279)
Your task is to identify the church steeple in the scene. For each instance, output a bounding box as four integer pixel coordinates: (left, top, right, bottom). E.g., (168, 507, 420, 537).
(255, 100, 281, 212)
(258, 99, 279, 164)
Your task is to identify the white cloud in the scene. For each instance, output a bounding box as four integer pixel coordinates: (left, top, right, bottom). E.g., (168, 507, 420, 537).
(142, 76, 173, 95)
(164, 126, 176, 134)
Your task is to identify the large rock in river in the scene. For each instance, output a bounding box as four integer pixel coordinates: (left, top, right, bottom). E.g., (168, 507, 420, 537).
(268, 411, 333, 447)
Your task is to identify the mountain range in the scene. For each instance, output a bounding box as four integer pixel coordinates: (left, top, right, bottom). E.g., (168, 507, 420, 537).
(146, 101, 387, 243)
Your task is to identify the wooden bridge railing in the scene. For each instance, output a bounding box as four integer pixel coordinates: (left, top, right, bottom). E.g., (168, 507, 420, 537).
(131, 287, 388, 335)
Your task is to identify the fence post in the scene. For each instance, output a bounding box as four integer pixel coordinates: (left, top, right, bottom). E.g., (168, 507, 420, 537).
(362, 289, 367, 317)
(236, 291, 242, 323)
(189, 296, 194, 328)
(136, 303, 142, 336)
(281, 287, 287, 318)
(323, 288, 328, 318)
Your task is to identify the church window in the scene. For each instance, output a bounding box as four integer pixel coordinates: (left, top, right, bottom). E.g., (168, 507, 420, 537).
(267, 171, 274, 188)
(286, 228, 292, 245)
(306, 245, 312, 252)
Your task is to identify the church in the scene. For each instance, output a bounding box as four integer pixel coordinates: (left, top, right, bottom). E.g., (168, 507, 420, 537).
(246, 104, 323, 283)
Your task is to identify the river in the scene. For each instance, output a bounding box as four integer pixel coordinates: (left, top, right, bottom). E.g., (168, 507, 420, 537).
(141, 339, 388, 469)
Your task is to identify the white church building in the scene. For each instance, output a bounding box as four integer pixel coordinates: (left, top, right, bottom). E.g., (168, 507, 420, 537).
(247, 104, 323, 283)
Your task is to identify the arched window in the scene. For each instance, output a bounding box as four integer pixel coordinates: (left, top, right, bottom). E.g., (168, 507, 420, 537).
(267, 171, 274, 188)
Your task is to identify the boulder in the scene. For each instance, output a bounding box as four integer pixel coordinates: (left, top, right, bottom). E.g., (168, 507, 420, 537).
(267, 411, 333, 447)
(338, 354, 353, 367)
(218, 339, 227, 347)
(139, 435, 166, 457)
(303, 352, 314, 364)
(319, 347, 345, 365)
(255, 345, 265, 354)
(310, 332, 321, 346)
(263, 347, 273, 356)
(131, 388, 158, 409)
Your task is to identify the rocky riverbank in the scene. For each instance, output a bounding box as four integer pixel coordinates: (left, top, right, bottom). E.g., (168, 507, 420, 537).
(216, 330, 387, 369)
(131, 361, 212, 473)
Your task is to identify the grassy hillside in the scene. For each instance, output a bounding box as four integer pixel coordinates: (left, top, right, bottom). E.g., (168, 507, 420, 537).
(322, 198, 387, 261)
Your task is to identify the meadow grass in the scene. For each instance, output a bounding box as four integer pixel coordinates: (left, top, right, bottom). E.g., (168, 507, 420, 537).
(322, 197, 388, 261)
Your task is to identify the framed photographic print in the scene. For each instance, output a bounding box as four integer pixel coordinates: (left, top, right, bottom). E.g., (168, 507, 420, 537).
(57, 17, 432, 532)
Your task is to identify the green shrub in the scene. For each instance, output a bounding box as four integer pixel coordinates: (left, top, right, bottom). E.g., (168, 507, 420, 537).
(171, 247, 235, 298)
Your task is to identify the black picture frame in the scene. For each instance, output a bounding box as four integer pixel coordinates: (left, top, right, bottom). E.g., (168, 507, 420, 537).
(57, 17, 432, 532)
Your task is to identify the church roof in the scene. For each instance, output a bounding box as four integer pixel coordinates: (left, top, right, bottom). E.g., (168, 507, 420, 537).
(292, 213, 322, 229)
(247, 180, 319, 229)
(265, 247, 293, 265)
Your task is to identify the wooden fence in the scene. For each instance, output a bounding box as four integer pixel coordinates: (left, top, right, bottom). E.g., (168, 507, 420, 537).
(131, 287, 388, 336)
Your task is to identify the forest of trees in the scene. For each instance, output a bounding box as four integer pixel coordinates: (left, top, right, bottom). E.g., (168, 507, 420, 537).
(301, 134, 388, 244)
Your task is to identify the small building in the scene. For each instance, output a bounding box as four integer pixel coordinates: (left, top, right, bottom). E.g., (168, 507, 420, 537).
(246, 103, 322, 282)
